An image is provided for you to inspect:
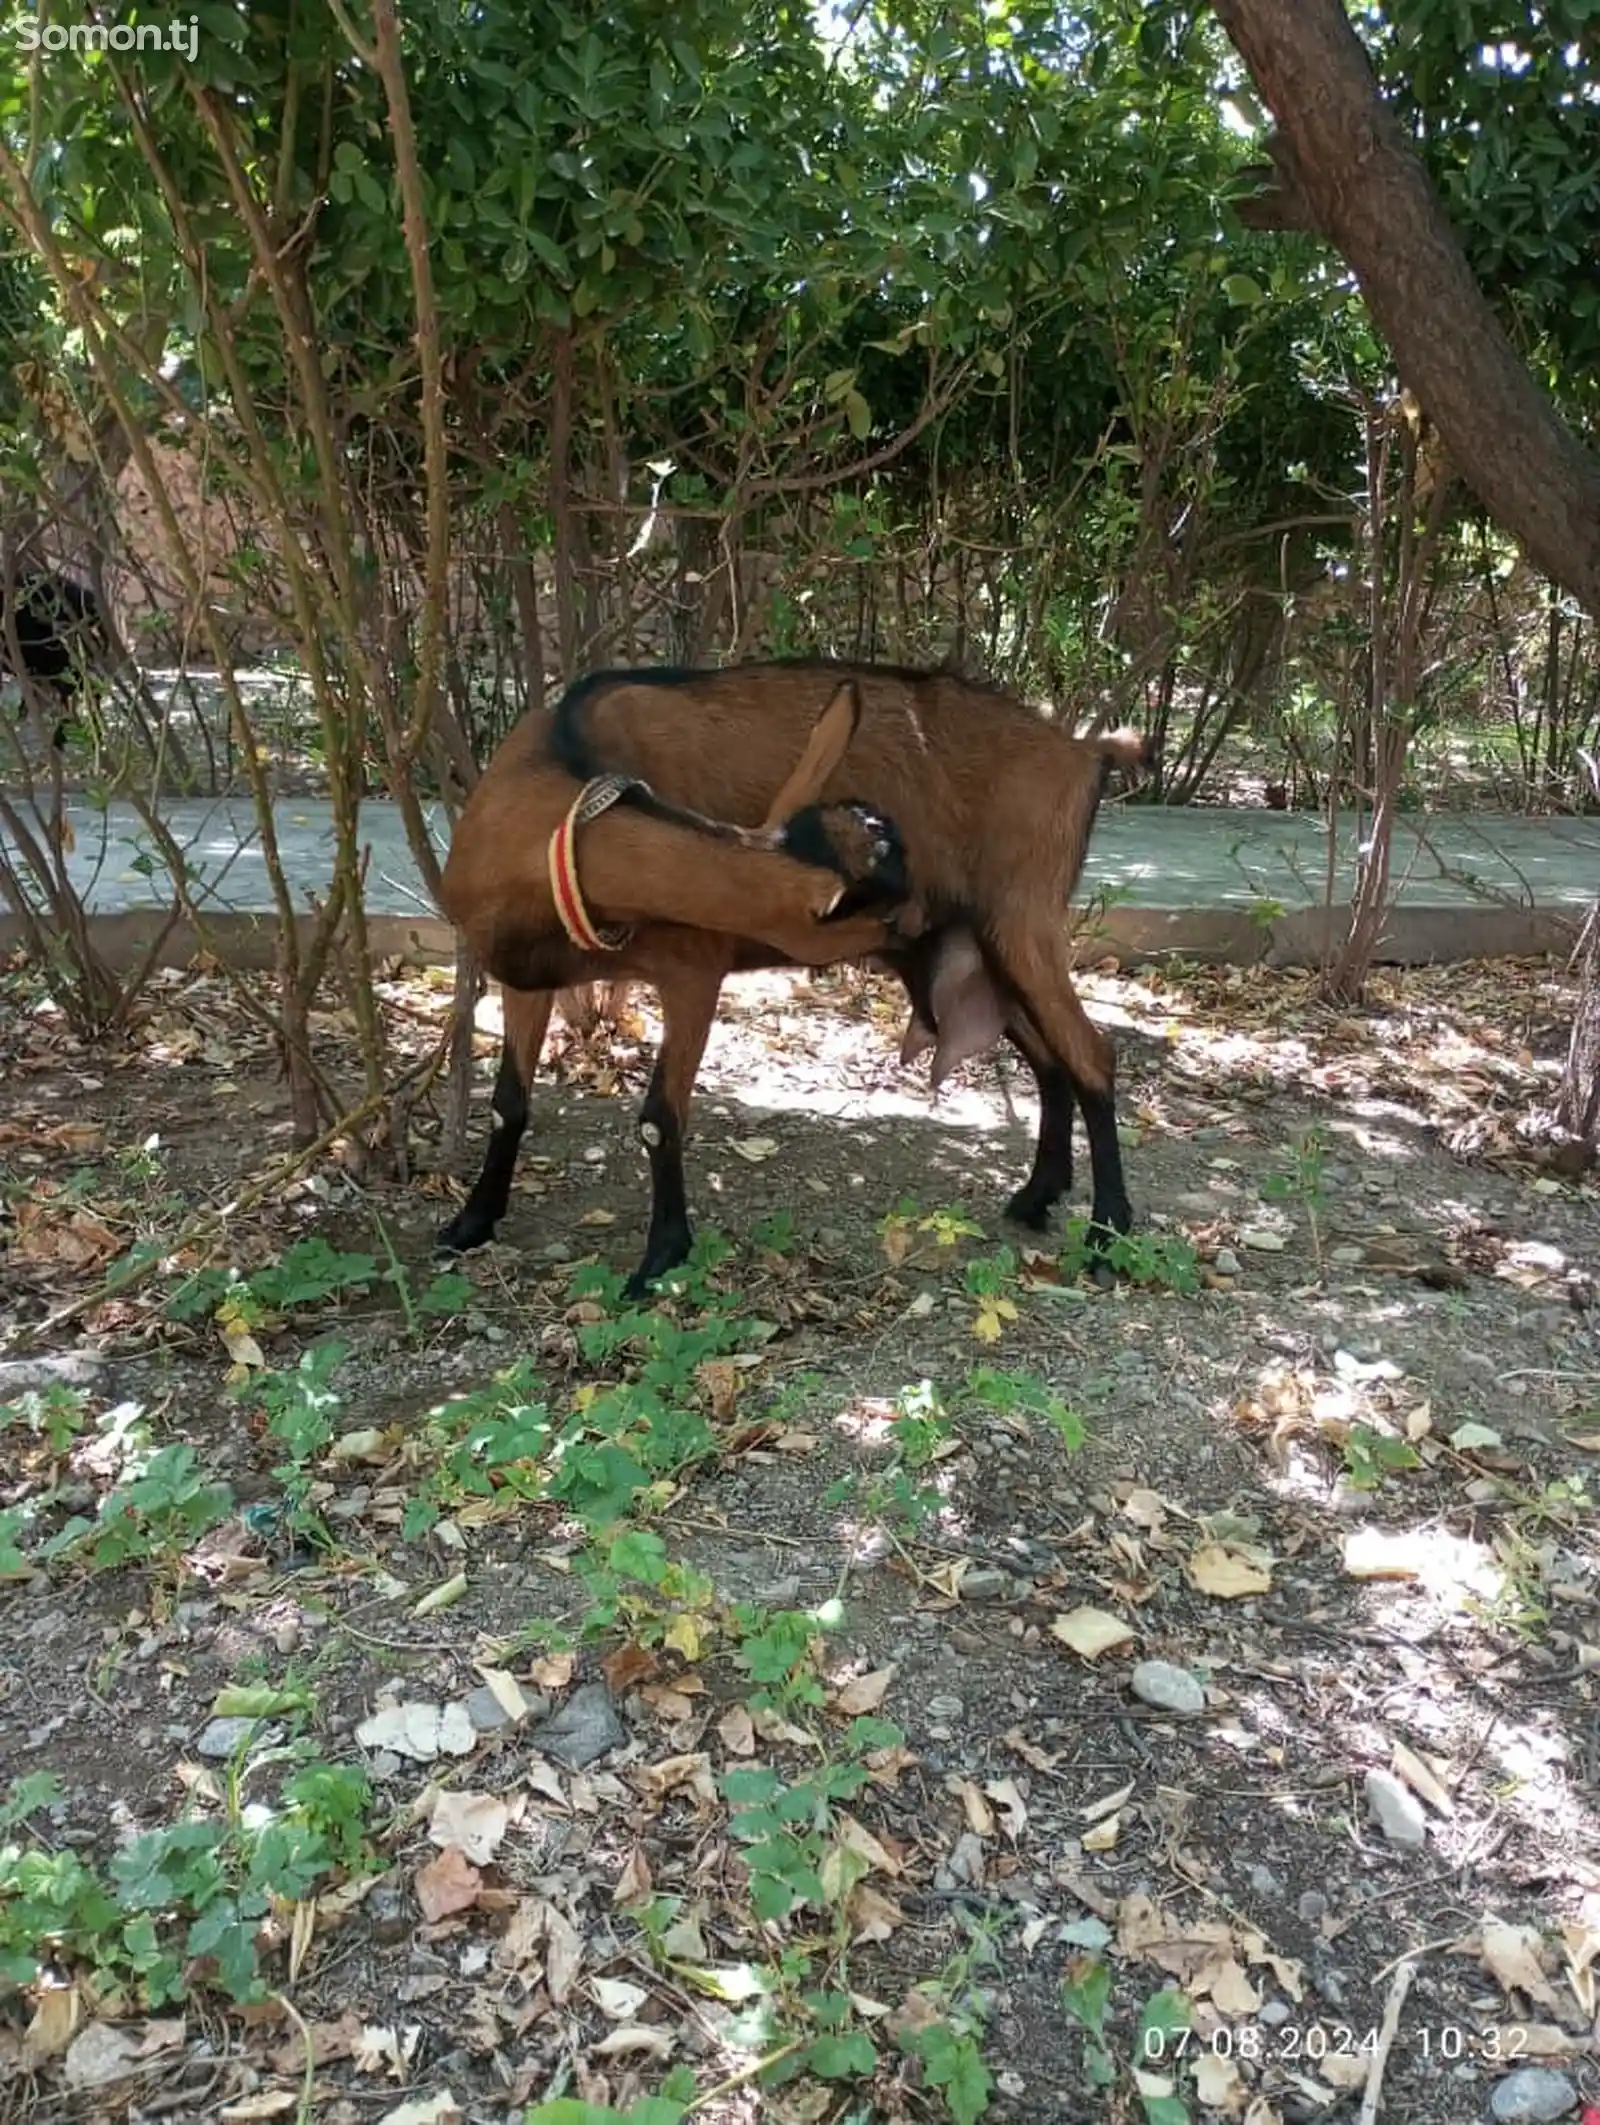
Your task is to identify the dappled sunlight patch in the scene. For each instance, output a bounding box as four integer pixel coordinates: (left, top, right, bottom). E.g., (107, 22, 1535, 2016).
(1344, 1523, 1506, 1611)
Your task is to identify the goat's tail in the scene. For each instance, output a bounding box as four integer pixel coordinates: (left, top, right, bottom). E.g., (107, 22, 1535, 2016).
(1094, 727, 1157, 776)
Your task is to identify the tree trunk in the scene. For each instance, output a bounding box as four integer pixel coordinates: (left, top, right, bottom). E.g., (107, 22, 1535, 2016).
(1212, 0, 1600, 617)
(1212, 0, 1600, 1136)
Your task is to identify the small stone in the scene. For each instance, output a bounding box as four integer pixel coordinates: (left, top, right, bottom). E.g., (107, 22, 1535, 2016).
(1312, 1957, 1349, 2011)
(925, 1693, 965, 1725)
(1365, 1768, 1426, 1849)
(1130, 1660, 1206, 1717)
(1249, 1865, 1283, 1898)
(194, 1716, 275, 1760)
(1489, 2066, 1578, 2123)
(1239, 1227, 1287, 1252)
(543, 1241, 573, 1262)
(946, 1831, 985, 1885)
(464, 1684, 515, 1733)
(1330, 1243, 1365, 1266)
(1259, 1999, 1291, 2028)
(1213, 1247, 1242, 1276)
(533, 1681, 626, 1769)
(1297, 1889, 1329, 1924)
(959, 1567, 1012, 1603)
(367, 1879, 410, 1943)
(0, 1351, 103, 1396)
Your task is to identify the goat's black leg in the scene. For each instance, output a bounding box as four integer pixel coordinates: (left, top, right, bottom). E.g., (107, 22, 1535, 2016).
(626, 959, 723, 1297)
(1003, 1050, 1079, 1231)
(886, 941, 1085, 1236)
(438, 989, 554, 1252)
(980, 921, 1132, 1278)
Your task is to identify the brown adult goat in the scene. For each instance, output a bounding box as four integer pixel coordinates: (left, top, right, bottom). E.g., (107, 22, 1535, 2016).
(440, 660, 1149, 1293)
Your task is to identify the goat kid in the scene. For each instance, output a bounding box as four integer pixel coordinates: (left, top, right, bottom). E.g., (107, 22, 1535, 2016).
(443, 663, 1147, 1291)
(437, 681, 914, 993)
(0, 568, 113, 749)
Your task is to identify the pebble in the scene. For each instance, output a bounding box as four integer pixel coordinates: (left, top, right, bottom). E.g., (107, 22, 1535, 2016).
(542, 1241, 573, 1262)
(464, 1684, 517, 1734)
(1330, 1243, 1365, 1266)
(959, 1567, 1013, 1603)
(1365, 1768, 1426, 1849)
(367, 1880, 410, 1944)
(1259, 1999, 1291, 2028)
(1239, 1227, 1287, 1252)
(1130, 1660, 1206, 1717)
(1489, 2067, 1578, 2123)
(532, 1681, 625, 1769)
(1249, 1865, 1283, 1899)
(0, 1351, 103, 1395)
(194, 1716, 277, 1760)
(1297, 1889, 1329, 1925)
(925, 1693, 965, 1725)
(1213, 1247, 1242, 1276)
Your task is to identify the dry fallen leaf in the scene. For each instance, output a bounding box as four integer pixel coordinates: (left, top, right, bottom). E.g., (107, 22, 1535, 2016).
(957, 1780, 995, 1838)
(1193, 2049, 1250, 2115)
(835, 1810, 902, 1876)
(985, 1777, 1028, 1841)
(613, 1843, 654, 1907)
(1188, 1541, 1273, 1598)
(849, 1883, 905, 1943)
(20, 1985, 81, 2067)
(427, 1791, 509, 1866)
(697, 1358, 743, 1420)
(717, 1702, 757, 1755)
(1478, 1915, 1563, 2012)
(528, 1651, 577, 1691)
(413, 1847, 483, 1923)
(1050, 1606, 1136, 1660)
(352, 2023, 421, 2079)
(833, 1666, 894, 1716)
(543, 1902, 585, 2003)
(591, 1976, 649, 2022)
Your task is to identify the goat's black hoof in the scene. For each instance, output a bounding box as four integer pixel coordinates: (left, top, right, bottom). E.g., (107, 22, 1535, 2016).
(437, 1210, 494, 1255)
(1080, 1207, 1132, 1289)
(623, 1233, 693, 1301)
(1003, 1186, 1058, 1233)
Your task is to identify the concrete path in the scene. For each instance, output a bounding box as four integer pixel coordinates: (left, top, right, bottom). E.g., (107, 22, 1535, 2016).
(2, 793, 1597, 969)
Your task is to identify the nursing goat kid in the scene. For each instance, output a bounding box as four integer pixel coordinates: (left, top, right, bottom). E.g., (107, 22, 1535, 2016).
(441, 661, 1149, 1294)
(438, 680, 912, 992)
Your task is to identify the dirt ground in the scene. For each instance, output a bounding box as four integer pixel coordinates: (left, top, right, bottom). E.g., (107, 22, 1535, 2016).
(2, 952, 1598, 2125)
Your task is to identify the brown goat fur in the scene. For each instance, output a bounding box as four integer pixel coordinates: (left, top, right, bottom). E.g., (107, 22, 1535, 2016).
(438, 681, 912, 991)
(550, 662, 1151, 1100)
(440, 660, 1150, 1292)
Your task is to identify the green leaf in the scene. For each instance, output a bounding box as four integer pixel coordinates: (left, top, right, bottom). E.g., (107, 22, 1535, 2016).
(1222, 272, 1264, 306)
(843, 387, 872, 440)
(805, 2028, 877, 2078)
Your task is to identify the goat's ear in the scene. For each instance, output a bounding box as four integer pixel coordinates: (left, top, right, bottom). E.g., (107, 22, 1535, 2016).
(761, 680, 861, 827)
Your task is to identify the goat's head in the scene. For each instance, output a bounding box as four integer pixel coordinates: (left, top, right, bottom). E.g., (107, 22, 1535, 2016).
(778, 799, 911, 923)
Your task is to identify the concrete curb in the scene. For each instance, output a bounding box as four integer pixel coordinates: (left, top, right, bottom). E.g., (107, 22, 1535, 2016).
(2, 900, 1580, 976)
